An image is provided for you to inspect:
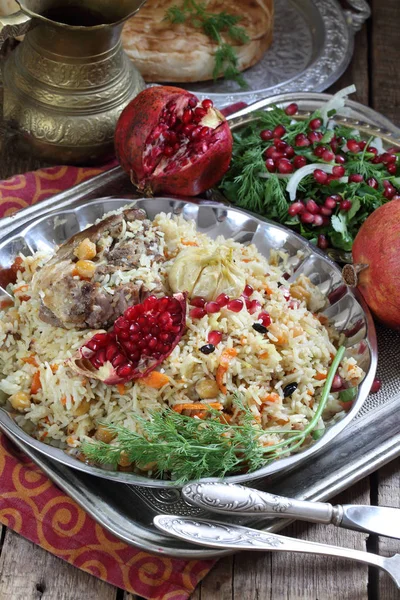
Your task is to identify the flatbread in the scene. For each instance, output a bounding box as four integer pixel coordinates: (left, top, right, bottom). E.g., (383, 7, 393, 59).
(122, 0, 274, 82)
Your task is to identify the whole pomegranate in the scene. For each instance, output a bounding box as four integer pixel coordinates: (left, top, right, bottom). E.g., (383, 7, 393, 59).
(342, 200, 400, 329)
(69, 293, 187, 385)
(114, 86, 233, 196)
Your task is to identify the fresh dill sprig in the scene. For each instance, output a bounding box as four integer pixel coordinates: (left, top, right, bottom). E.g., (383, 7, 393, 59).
(165, 0, 249, 88)
(81, 347, 345, 484)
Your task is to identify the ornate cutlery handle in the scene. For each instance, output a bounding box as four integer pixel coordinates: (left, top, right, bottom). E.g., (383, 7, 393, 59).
(343, 0, 371, 33)
(182, 482, 337, 523)
(154, 516, 400, 590)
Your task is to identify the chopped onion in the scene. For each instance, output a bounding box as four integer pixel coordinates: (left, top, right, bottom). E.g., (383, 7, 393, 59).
(286, 164, 334, 201)
(372, 136, 384, 154)
(320, 85, 356, 127)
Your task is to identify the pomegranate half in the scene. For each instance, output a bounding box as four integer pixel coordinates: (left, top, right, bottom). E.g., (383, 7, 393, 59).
(342, 200, 400, 330)
(69, 293, 187, 385)
(114, 86, 233, 196)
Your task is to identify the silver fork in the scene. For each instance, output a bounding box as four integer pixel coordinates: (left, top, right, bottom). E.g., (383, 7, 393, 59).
(154, 515, 400, 590)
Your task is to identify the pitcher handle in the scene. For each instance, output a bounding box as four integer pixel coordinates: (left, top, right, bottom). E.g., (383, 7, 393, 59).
(0, 11, 31, 46)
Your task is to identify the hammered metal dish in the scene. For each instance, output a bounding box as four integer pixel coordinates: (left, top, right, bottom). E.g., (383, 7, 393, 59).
(174, 0, 371, 107)
(0, 197, 377, 487)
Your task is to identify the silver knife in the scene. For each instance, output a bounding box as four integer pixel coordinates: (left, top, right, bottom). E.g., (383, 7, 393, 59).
(154, 515, 400, 589)
(182, 482, 400, 539)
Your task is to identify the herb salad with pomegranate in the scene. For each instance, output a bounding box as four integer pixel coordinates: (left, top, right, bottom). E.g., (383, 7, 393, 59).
(220, 87, 400, 251)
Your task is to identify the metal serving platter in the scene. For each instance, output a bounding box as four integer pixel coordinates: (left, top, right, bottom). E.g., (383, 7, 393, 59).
(171, 0, 371, 107)
(0, 197, 377, 486)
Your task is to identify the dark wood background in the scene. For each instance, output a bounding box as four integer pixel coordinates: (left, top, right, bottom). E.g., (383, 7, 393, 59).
(0, 0, 399, 598)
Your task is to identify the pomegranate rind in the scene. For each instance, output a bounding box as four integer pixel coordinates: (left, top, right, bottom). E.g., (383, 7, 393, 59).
(114, 86, 233, 197)
(349, 201, 400, 330)
(67, 293, 187, 385)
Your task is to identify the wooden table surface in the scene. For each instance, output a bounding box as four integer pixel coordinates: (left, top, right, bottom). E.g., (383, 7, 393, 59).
(0, 1, 399, 598)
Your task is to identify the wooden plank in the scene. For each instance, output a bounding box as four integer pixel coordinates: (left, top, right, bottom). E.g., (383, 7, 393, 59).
(371, 0, 400, 126)
(194, 555, 234, 600)
(376, 461, 400, 600)
(328, 23, 369, 106)
(0, 529, 117, 600)
(232, 480, 370, 600)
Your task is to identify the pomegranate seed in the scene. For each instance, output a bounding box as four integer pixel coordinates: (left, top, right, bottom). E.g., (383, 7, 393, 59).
(277, 158, 294, 174)
(247, 299, 261, 314)
(308, 131, 323, 143)
(190, 307, 206, 319)
(367, 146, 378, 156)
(382, 179, 391, 189)
(383, 185, 396, 199)
(300, 211, 315, 224)
(305, 199, 320, 214)
(324, 197, 337, 209)
(331, 374, 343, 390)
(322, 150, 335, 162)
(205, 301, 220, 314)
(265, 158, 276, 172)
(285, 145, 295, 158)
(371, 156, 381, 164)
(243, 284, 254, 297)
(274, 139, 288, 151)
(191, 126, 202, 139)
(340, 199, 352, 211)
(392, 194, 400, 201)
(359, 141, 367, 151)
(187, 97, 197, 108)
(199, 126, 210, 138)
(314, 146, 327, 158)
(321, 216, 330, 226)
(227, 298, 244, 312)
(194, 106, 207, 120)
(313, 169, 328, 184)
(381, 152, 396, 164)
(259, 312, 271, 326)
(202, 98, 213, 109)
(208, 330, 222, 346)
(349, 174, 363, 183)
(317, 234, 329, 250)
(215, 293, 229, 307)
(273, 124, 286, 138)
(163, 145, 174, 157)
(366, 177, 378, 189)
(309, 118, 322, 130)
(370, 378, 382, 394)
(182, 109, 193, 124)
(332, 165, 345, 177)
(294, 133, 310, 147)
(313, 214, 323, 226)
(320, 206, 332, 216)
(335, 154, 346, 164)
(285, 102, 298, 115)
(288, 201, 304, 216)
(190, 296, 206, 308)
(293, 155, 307, 169)
(347, 139, 361, 153)
(331, 139, 338, 153)
(387, 163, 397, 175)
(260, 129, 273, 141)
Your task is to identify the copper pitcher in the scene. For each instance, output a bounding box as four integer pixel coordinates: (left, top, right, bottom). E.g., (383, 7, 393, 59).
(0, 0, 147, 164)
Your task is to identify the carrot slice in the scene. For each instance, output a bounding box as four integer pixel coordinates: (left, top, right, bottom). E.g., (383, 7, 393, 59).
(216, 348, 237, 394)
(21, 355, 38, 367)
(261, 392, 281, 403)
(116, 383, 126, 395)
(315, 372, 327, 381)
(173, 402, 223, 414)
(140, 371, 170, 389)
(0, 298, 13, 309)
(30, 371, 42, 395)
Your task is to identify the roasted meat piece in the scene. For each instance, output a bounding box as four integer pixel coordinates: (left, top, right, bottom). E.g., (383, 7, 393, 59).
(33, 208, 166, 330)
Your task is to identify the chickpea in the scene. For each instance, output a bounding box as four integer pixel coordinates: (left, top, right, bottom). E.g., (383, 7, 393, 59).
(94, 424, 115, 444)
(73, 260, 96, 279)
(195, 378, 219, 399)
(9, 392, 31, 412)
(74, 399, 90, 416)
(118, 450, 132, 467)
(74, 238, 96, 260)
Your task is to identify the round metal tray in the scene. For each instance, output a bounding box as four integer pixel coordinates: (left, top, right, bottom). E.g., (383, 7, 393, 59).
(164, 0, 371, 107)
(0, 197, 377, 487)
